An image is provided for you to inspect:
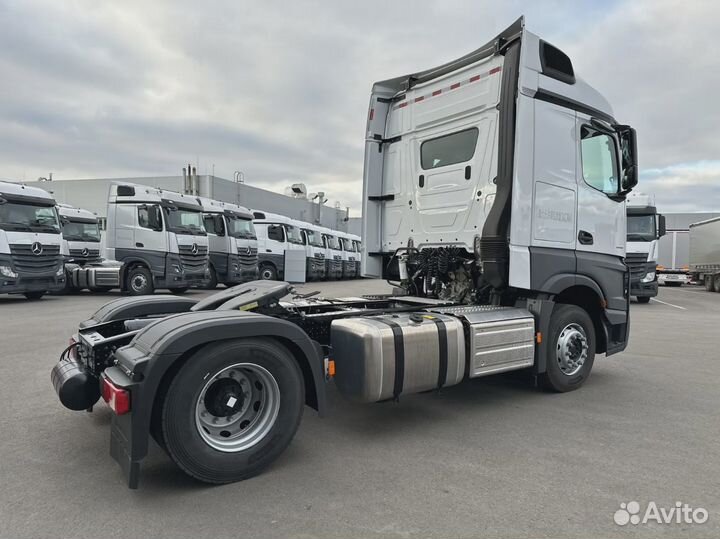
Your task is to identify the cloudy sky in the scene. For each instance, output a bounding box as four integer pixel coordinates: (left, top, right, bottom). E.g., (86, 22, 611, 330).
(1, 0, 718, 213)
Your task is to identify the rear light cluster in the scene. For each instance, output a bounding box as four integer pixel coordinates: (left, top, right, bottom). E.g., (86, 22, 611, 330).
(101, 376, 131, 415)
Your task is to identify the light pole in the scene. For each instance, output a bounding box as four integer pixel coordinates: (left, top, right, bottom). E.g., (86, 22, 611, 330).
(233, 171, 244, 205)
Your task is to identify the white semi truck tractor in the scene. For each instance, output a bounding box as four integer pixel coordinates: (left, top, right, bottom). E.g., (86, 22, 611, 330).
(198, 197, 258, 289)
(51, 17, 639, 488)
(57, 204, 107, 292)
(625, 192, 666, 303)
(70, 183, 209, 295)
(0, 181, 65, 299)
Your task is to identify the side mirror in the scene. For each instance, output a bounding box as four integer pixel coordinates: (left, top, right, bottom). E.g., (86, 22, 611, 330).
(60, 216, 70, 225)
(658, 214, 666, 238)
(214, 215, 225, 236)
(616, 125, 638, 194)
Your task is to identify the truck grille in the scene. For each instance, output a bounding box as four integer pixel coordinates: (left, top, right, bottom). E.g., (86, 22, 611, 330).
(10, 244, 61, 274)
(178, 245, 208, 272)
(69, 248, 101, 262)
(238, 247, 258, 269)
(625, 252, 648, 280)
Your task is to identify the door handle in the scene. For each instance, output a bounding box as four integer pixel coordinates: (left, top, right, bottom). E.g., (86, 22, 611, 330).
(135, 242, 144, 248)
(464, 165, 472, 180)
(578, 231, 594, 245)
(418, 174, 424, 188)
(266, 249, 273, 253)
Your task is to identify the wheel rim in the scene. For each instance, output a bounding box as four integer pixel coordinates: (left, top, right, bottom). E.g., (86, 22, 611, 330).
(131, 273, 147, 292)
(195, 363, 280, 452)
(555, 323, 588, 376)
(260, 268, 273, 280)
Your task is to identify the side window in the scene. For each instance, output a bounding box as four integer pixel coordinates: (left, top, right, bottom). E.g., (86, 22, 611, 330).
(267, 224, 284, 242)
(420, 128, 479, 170)
(580, 126, 619, 195)
(203, 215, 216, 235)
(138, 206, 150, 229)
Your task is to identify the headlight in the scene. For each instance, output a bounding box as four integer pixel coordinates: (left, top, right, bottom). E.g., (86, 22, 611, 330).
(0, 265, 18, 278)
(641, 271, 656, 283)
(56, 265, 65, 276)
(172, 264, 182, 274)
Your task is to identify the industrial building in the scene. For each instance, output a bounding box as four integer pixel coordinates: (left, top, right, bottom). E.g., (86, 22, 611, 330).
(22, 172, 354, 232)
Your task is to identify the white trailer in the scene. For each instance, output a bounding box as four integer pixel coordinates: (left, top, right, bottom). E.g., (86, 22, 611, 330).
(689, 216, 720, 292)
(0, 181, 65, 299)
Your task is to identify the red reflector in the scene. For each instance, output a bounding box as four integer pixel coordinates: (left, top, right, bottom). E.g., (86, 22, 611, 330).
(432, 89, 442, 96)
(101, 377, 131, 415)
(414, 96, 424, 103)
(398, 102, 408, 108)
(489, 66, 502, 75)
(450, 82, 461, 90)
(469, 75, 481, 82)
(369, 108, 374, 121)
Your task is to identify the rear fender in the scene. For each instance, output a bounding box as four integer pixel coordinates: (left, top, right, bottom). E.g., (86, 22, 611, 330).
(79, 295, 197, 328)
(109, 310, 326, 488)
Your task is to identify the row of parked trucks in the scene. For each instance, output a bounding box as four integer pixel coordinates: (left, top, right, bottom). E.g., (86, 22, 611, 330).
(0, 180, 361, 299)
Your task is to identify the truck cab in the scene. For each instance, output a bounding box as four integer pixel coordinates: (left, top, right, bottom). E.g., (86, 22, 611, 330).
(300, 223, 327, 280)
(253, 210, 306, 281)
(626, 192, 666, 302)
(104, 183, 209, 294)
(338, 232, 361, 279)
(0, 181, 65, 299)
(318, 227, 343, 280)
(198, 197, 258, 288)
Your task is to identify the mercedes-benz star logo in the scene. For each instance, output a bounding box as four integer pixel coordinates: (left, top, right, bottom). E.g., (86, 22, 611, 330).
(31, 242, 43, 256)
(245, 246, 252, 255)
(81, 247, 89, 257)
(190, 243, 198, 255)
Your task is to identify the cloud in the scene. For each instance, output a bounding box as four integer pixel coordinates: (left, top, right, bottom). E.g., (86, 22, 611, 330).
(0, 0, 718, 213)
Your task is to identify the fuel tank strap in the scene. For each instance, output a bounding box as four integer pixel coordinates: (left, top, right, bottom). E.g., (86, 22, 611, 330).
(377, 318, 405, 401)
(427, 317, 448, 389)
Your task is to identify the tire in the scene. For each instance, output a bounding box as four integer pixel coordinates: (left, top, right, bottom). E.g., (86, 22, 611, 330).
(126, 266, 154, 296)
(705, 275, 714, 292)
(637, 296, 651, 304)
(204, 265, 218, 290)
(24, 290, 46, 300)
(259, 264, 277, 281)
(539, 304, 596, 392)
(159, 338, 305, 484)
(665, 282, 682, 287)
(714, 276, 720, 293)
(170, 287, 189, 295)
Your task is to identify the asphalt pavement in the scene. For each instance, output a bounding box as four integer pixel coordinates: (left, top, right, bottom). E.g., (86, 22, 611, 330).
(0, 281, 718, 538)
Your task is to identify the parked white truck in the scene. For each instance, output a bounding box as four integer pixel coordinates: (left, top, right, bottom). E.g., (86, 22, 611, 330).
(299, 223, 327, 281)
(338, 231, 361, 278)
(625, 192, 666, 302)
(319, 226, 343, 279)
(70, 183, 209, 295)
(57, 204, 107, 292)
(253, 210, 307, 282)
(198, 197, 258, 288)
(52, 17, 639, 488)
(0, 181, 65, 299)
(689, 216, 720, 292)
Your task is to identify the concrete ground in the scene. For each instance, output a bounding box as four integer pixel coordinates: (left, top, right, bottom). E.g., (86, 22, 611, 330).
(0, 281, 718, 539)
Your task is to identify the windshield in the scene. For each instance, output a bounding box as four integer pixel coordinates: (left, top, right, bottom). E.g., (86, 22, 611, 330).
(163, 208, 206, 235)
(325, 235, 340, 250)
(304, 229, 324, 247)
(227, 216, 256, 239)
(62, 220, 100, 242)
(0, 202, 60, 233)
(342, 238, 356, 252)
(627, 214, 656, 242)
(285, 225, 304, 244)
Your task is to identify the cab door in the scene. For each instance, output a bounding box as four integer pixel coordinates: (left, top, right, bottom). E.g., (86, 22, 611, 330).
(574, 115, 625, 258)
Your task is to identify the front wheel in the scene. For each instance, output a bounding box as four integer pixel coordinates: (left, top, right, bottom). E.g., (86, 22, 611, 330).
(705, 275, 714, 291)
(204, 265, 218, 290)
(126, 267, 154, 295)
(259, 264, 277, 281)
(159, 338, 304, 484)
(169, 287, 189, 295)
(24, 290, 46, 300)
(636, 296, 651, 304)
(539, 304, 595, 392)
(714, 276, 720, 293)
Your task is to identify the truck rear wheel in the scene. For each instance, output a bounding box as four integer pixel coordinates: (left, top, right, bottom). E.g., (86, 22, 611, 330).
(126, 267, 154, 295)
(159, 338, 304, 484)
(539, 304, 595, 392)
